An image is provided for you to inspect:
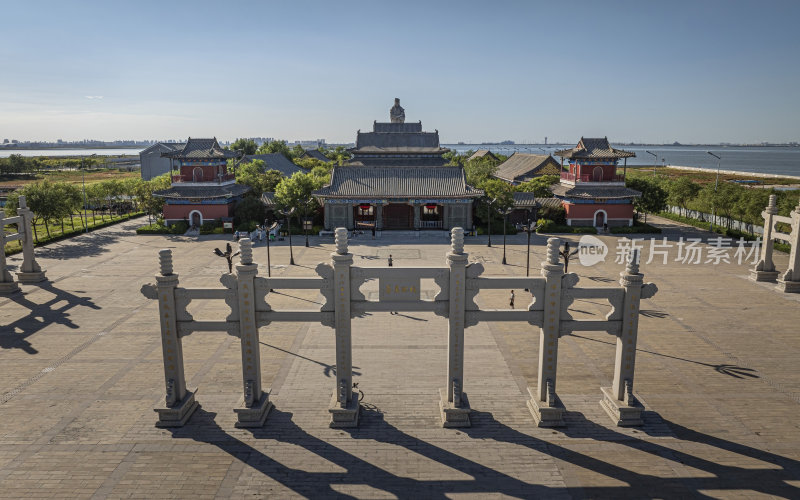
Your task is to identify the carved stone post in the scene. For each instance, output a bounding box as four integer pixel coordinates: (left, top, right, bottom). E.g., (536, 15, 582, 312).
(16, 196, 46, 283)
(149, 249, 197, 427)
(751, 194, 779, 282)
(0, 211, 20, 294)
(528, 237, 566, 427)
(413, 203, 420, 230)
(233, 239, 273, 427)
(777, 200, 800, 293)
(328, 227, 359, 427)
(600, 250, 657, 426)
(440, 227, 471, 427)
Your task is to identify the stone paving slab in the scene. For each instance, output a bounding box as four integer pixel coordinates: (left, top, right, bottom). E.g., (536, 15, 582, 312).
(0, 217, 799, 498)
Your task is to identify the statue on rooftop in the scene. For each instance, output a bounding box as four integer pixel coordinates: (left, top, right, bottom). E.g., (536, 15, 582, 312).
(390, 98, 405, 123)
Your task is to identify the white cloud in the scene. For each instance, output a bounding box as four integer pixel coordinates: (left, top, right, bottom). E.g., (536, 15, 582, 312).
(84, 95, 104, 99)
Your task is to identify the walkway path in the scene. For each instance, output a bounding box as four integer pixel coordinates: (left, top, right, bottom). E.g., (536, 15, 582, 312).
(0, 220, 798, 498)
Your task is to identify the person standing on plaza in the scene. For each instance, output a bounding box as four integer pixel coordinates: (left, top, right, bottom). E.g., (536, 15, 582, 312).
(388, 254, 393, 267)
(509, 290, 515, 309)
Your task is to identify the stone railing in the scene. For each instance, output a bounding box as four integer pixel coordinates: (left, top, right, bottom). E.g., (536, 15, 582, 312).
(141, 228, 657, 429)
(1, 195, 47, 294)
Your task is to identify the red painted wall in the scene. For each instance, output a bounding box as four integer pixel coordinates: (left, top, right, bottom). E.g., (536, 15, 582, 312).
(163, 203, 232, 221)
(179, 165, 225, 182)
(564, 203, 633, 219)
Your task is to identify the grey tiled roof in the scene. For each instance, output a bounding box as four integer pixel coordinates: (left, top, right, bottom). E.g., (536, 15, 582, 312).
(162, 138, 240, 160)
(261, 191, 276, 207)
(355, 131, 443, 150)
(550, 183, 641, 200)
(555, 137, 635, 160)
(373, 122, 423, 133)
(495, 154, 561, 182)
(512, 192, 540, 208)
(468, 150, 498, 161)
(512, 194, 564, 209)
(243, 154, 304, 177)
(314, 166, 483, 199)
(300, 150, 331, 162)
(153, 183, 251, 200)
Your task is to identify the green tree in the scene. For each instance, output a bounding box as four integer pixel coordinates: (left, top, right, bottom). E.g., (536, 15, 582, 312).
(463, 156, 498, 188)
(514, 175, 559, 197)
(229, 138, 258, 155)
(236, 160, 287, 197)
(626, 177, 668, 223)
(137, 174, 171, 224)
(291, 144, 305, 159)
(234, 196, 267, 227)
(256, 140, 291, 157)
(666, 176, 701, 217)
(474, 178, 513, 230)
(274, 172, 325, 228)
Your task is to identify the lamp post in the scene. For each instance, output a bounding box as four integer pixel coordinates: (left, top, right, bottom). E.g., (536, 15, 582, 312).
(486, 197, 497, 247)
(303, 197, 315, 247)
(645, 150, 657, 177)
(707, 151, 722, 232)
(501, 207, 513, 265)
(264, 219, 278, 278)
(279, 207, 296, 265)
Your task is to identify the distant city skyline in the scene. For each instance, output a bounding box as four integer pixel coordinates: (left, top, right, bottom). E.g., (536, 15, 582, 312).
(1, 1, 799, 144)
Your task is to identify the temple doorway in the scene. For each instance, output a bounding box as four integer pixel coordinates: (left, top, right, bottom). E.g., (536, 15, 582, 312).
(190, 211, 202, 228)
(383, 203, 413, 229)
(594, 211, 605, 227)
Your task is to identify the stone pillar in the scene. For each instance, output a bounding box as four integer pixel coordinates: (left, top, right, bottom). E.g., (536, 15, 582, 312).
(375, 203, 383, 230)
(323, 203, 331, 231)
(413, 203, 420, 229)
(233, 239, 273, 427)
(152, 249, 198, 427)
(777, 200, 800, 293)
(527, 237, 566, 427)
(0, 212, 20, 294)
(466, 203, 473, 233)
(328, 227, 359, 427)
(751, 194, 779, 282)
(441, 204, 448, 230)
(600, 250, 656, 426)
(439, 227, 471, 427)
(16, 196, 46, 284)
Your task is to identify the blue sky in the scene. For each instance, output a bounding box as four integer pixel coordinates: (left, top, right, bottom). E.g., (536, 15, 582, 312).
(1, 0, 799, 144)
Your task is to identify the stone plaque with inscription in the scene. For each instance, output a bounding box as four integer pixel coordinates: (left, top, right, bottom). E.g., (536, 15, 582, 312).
(379, 277, 421, 302)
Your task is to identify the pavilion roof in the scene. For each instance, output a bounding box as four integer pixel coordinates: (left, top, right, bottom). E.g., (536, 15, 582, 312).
(554, 137, 635, 160)
(153, 183, 251, 200)
(313, 166, 483, 199)
(162, 137, 240, 160)
(550, 183, 640, 200)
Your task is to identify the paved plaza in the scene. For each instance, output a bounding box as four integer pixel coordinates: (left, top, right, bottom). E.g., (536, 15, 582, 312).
(1, 217, 799, 499)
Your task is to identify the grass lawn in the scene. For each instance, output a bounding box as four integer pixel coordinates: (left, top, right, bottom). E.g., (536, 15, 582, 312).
(0, 168, 140, 188)
(4, 211, 144, 255)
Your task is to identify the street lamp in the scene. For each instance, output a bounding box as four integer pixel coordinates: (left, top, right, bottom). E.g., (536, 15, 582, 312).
(501, 207, 513, 265)
(645, 150, 657, 177)
(707, 151, 722, 232)
(279, 207, 296, 265)
(486, 197, 497, 247)
(264, 219, 278, 278)
(302, 197, 315, 247)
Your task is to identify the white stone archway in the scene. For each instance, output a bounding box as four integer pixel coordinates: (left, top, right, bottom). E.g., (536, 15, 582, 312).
(593, 209, 607, 227)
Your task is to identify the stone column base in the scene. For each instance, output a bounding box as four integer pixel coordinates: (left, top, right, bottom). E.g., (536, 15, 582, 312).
(0, 281, 20, 294)
(600, 386, 643, 427)
(17, 271, 46, 284)
(439, 388, 471, 428)
(526, 387, 565, 427)
(328, 390, 360, 428)
(750, 270, 779, 283)
(154, 388, 198, 427)
(776, 280, 800, 293)
(234, 391, 274, 428)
